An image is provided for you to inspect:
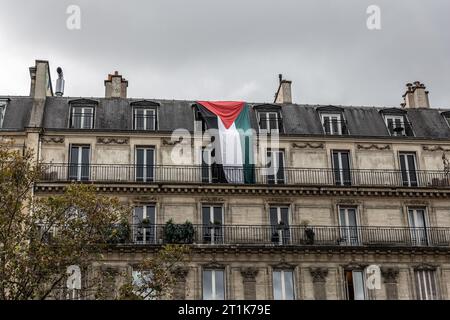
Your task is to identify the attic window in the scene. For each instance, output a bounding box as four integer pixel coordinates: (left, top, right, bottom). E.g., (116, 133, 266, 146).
(0, 100, 7, 128)
(320, 113, 348, 135)
(68, 99, 98, 130)
(441, 112, 450, 128)
(254, 104, 283, 134)
(131, 101, 159, 131)
(383, 114, 414, 137)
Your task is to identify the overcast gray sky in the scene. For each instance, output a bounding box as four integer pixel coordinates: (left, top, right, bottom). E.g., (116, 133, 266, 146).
(0, 0, 449, 107)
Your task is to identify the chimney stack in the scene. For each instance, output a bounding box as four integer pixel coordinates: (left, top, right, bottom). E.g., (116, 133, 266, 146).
(401, 81, 430, 109)
(104, 71, 128, 98)
(274, 74, 292, 104)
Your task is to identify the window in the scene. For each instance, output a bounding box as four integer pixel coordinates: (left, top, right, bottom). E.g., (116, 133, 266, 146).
(415, 270, 438, 300)
(135, 147, 155, 182)
(258, 111, 280, 133)
(399, 153, 418, 187)
(132, 270, 153, 300)
(321, 113, 347, 135)
(269, 206, 290, 245)
(266, 149, 285, 184)
(202, 205, 223, 244)
(134, 108, 156, 131)
(194, 107, 207, 133)
(332, 150, 351, 186)
(339, 207, 359, 245)
(70, 106, 94, 129)
(384, 114, 413, 137)
(345, 270, 367, 300)
(273, 270, 295, 300)
(408, 208, 428, 246)
(203, 269, 225, 300)
(0, 100, 7, 128)
(133, 205, 156, 244)
(441, 112, 450, 128)
(68, 145, 90, 181)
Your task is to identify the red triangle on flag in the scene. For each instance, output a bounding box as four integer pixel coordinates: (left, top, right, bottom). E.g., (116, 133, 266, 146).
(197, 101, 245, 129)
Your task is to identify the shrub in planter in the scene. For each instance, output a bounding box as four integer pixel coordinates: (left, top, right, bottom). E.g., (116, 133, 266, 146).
(106, 220, 131, 244)
(164, 219, 195, 244)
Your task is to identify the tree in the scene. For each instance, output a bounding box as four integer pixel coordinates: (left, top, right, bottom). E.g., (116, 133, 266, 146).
(0, 143, 190, 300)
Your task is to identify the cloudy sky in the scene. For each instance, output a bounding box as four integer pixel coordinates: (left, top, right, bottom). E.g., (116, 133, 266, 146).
(0, 0, 449, 107)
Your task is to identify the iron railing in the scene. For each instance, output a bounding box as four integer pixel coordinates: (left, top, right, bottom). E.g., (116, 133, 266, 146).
(39, 163, 450, 188)
(126, 224, 450, 247)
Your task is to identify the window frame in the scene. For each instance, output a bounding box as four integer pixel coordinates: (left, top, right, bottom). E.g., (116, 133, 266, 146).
(0, 100, 7, 128)
(135, 146, 156, 182)
(269, 206, 291, 245)
(384, 114, 406, 137)
(338, 206, 360, 246)
(70, 105, 95, 129)
(272, 269, 295, 300)
(344, 269, 367, 300)
(202, 269, 225, 300)
(68, 144, 91, 181)
(320, 112, 344, 135)
(201, 205, 224, 244)
(407, 207, 429, 246)
(133, 204, 157, 244)
(331, 150, 352, 186)
(414, 269, 439, 300)
(266, 148, 286, 185)
(398, 152, 418, 187)
(258, 111, 281, 133)
(133, 107, 157, 131)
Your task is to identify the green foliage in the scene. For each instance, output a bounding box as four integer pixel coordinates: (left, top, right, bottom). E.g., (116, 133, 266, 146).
(163, 219, 195, 244)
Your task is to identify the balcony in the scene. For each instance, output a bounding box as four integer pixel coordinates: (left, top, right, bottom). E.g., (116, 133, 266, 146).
(124, 224, 450, 248)
(40, 163, 450, 188)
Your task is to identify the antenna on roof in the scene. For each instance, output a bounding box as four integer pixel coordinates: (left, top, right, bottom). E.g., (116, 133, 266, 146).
(55, 67, 65, 97)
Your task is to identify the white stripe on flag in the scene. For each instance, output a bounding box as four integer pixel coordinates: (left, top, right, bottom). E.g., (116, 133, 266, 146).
(218, 118, 244, 183)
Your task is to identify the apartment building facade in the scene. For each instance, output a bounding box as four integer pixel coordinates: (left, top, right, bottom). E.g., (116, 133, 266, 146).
(1, 60, 450, 300)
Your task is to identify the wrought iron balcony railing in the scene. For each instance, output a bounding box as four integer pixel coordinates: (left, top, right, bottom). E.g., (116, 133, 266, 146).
(39, 163, 450, 188)
(120, 224, 450, 248)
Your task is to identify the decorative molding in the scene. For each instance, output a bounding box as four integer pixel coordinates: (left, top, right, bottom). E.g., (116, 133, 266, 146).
(42, 136, 65, 144)
(162, 137, 184, 146)
(240, 268, 259, 281)
(357, 144, 391, 151)
(381, 267, 399, 284)
(130, 100, 160, 107)
(132, 196, 160, 203)
(292, 142, 324, 150)
(309, 268, 328, 283)
(96, 137, 129, 145)
(202, 261, 225, 269)
(271, 261, 296, 270)
(422, 145, 450, 152)
(200, 197, 225, 203)
(342, 263, 369, 270)
(69, 98, 98, 106)
(414, 264, 437, 271)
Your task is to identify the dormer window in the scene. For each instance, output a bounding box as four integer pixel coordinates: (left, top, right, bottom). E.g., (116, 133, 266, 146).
(321, 113, 347, 135)
(258, 111, 280, 133)
(70, 106, 94, 129)
(383, 114, 413, 137)
(441, 111, 450, 128)
(0, 100, 7, 128)
(131, 101, 159, 131)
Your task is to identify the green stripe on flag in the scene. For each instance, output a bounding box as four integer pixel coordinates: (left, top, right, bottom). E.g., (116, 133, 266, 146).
(235, 104, 255, 184)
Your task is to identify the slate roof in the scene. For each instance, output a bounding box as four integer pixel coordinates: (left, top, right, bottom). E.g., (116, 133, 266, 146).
(1, 95, 450, 139)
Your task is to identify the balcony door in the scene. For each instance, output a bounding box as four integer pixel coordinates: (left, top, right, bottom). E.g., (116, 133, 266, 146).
(332, 151, 351, 186)
(69, 145, 90, 181)
(339, 207, 359, 245)
(267, 150, 285, 185)
(408, 208, 428, 246)
(399, 153, 418, 187)
(202, 205, 224, 244)
(270, 206, 290, 244)
(133, 205, 156, 244)
(136, 147, 155, 182)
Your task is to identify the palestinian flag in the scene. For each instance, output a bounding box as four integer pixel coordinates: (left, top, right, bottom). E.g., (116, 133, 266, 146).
(196, 101, 255, 184)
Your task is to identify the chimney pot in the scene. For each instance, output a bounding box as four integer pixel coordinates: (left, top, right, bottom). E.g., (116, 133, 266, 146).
(402, 81, 430, 109)
(105, 71, 128, 98)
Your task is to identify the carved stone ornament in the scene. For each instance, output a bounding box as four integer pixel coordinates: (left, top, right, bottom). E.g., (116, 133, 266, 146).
(42, 136, 65, 144)
(162, 137, 185, 146)
(240, 268, 259, 281)
(357, 144, 391, 151)
(172, 267, 189, 281)
(423, 145, 450, 152)
(292, 142, 324, 149)
(381, 267, 399, 284)
(414, 264, 437, 271)
(310, 268, 329, 283)
(200, 197, 225, 203)
(96, 137, 129, 145)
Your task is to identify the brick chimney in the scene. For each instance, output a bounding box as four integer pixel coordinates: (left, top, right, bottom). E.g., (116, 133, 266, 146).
(274, 74, 292, 104)
(104, 71, 128, 98)
(401, 81, 430, 109)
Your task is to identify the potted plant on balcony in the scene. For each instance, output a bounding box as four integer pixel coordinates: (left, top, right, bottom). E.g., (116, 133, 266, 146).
(105, 219, 131, 244)
(301, 220, 315, 245)
(163, 219, 195, 244)
(140, 217, 151, 228)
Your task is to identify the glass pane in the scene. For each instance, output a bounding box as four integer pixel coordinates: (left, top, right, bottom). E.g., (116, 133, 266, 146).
(333, 152, 341, 185)
(72, 107, 82, 128)
(284, 271, 294, 300)
(259, 113, 267, 130)
(135, 109, 144, 130)
(213, 207, 222, 225)
(407, 155, 418, 185)
(270, 207, 278, 226)
(147, 110, 155, 131)
(80, 147, 90, 180)
(136, 149, 144, 181)
(134, 207, 144, 223)
(82, 108, 93, 129)
(203, 271, 212, 300)
(341, 152, 351, 185)
(323, 116, 331, 134)
(277, 152, 285, 183)
(273, 271, 282, 300)
(353, 271, 365, 300)
(399, 154, 409, 185)
(146, 149, 154, 181)
(69, 146, 79, 179)
(215, 270, 225, 300)
(269, 113, 278, 130)
(202, 207, 211, 242)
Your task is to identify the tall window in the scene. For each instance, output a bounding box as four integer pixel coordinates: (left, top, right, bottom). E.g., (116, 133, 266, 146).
(399, 153, 418, 187)
(134, 108, 156, 131)
(273, 270, 295, 300)
(202, 205, 223, 244)
(269, 206, 290, 245)
(258, 111, 280, 133)
(408, 207, 428, 246)
(266, 149, 285, 185)
(339, 207, 359, 245)
(135, 147, 155, 182)
(133, 205, 156, 244)
(345, 270, 367, 300)
(132, 270, 153, 300)
(321, 113, 346, 135)
(332, 150, 351, 186)
(70, 106, 94, 129)
(0, 100, 7, 128)
(384, 114, 413, 137)
(203, 269, 225, 300)
(68, 145, 90, 181)
(415, 269, 438, 300)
